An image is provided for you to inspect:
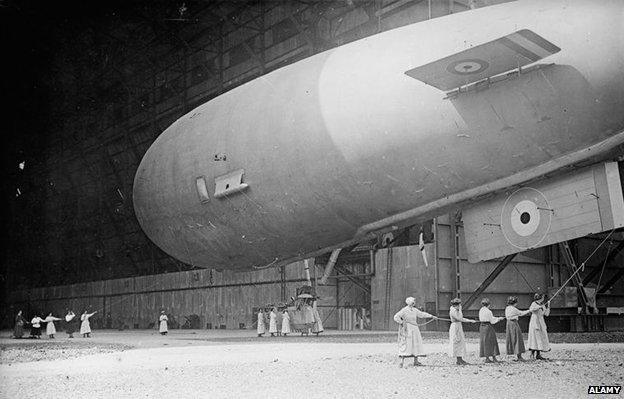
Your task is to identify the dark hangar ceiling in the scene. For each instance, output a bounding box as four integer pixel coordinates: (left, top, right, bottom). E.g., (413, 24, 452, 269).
(1, 0, 503, 290)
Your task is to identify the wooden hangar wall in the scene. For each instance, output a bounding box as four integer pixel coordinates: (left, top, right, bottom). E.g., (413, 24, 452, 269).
(6, 0, 514, 291)
(5, 219, 623, 331)
(371, 218, 624, 332)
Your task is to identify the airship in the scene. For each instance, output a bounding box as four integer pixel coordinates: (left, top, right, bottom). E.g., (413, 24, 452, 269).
(133, 0, 624, 272)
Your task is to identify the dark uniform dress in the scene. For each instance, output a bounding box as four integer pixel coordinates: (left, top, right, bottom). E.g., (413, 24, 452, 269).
(13, 314, 26, 338)
(478, 307, 501, 357)
(65, 313, 77, 335)
(505, 305, 530, 355)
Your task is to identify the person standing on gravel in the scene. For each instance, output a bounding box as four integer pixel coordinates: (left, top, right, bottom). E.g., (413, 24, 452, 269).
(257, 309, 266, 337)
(30, 314, 44, 339)
(80, 310, 97, 338)
(13, 310, 26, 339)
(43, 313, 62, 339)
(269, 307, 278, 337)
(505, 296, 530, 361)
(527, 293, 551, 360)
(159, 310, 169, 335)
(449, 298, 477, 365)
(393, 296, 437, 367)
(65, 310, 77, 338)
(281, 309, 291, 336)
(478, 298, 502, 363)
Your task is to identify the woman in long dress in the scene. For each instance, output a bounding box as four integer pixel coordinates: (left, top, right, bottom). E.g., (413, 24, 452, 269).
(268, 308, 278, 337)
(393, 296, 437, 367)
(311, 300, 324, 335)
(43, 313, 62, 339)
(527, 293, 550, 360)
(449, 298, 477, 365)
(505, 296, 531, 361)
(159, 311, 168, 335)
(281, 309, 291, 336)
(65, 310, 77, 338)
(30, 315, 44, 338)
(80, 310, 97, 338)
(257, 309, 266, 337)
(478, 298, 502, 363)
(13, 310, 26, 339)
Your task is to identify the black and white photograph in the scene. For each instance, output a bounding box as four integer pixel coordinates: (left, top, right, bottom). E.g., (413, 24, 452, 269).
(1, 0, 623, 397)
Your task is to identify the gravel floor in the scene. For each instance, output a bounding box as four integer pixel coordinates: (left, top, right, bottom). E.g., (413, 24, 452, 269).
(1, 330, 623, 398)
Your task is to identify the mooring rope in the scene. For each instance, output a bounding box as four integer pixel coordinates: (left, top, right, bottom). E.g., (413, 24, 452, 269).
(547, 228, 616, 304)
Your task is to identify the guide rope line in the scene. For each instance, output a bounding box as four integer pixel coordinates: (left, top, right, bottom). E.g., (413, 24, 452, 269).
(547, 228, 616, 305)
(594, 236, 614, 297)
(403, 317, 452, 327)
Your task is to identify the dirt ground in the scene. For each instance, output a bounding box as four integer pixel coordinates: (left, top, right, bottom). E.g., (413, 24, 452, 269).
(1, 329, 623, 398)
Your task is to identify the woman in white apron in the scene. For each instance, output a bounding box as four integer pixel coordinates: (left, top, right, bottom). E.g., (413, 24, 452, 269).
(281, 309, 291, 336)
(527, 293, 551, 360)
(257, 309, 266, 337)
(80, 310, 97, 338)
(43, 313, 62, 339)
(393, 296, 437, 367)
(159, 311, 169, 335)
(449, 298, 477, 365)
(269, 308, 278, 337)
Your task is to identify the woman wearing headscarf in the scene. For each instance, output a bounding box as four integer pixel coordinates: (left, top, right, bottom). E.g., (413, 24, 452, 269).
(13, 310, 26, 339)
(527, 293, 551, 360)
(159, 310, 169, 335)
(478, 298, 502, 363)
(449, 298, 477, 365)
(505, 296, 531, 361)
(393, 296, 437, 367)
(43, 313, 62, 339)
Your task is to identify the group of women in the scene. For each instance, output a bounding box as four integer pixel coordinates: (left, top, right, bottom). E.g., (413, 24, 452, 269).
(13, 309, 98, 339)
(257, 307, 293, 337)
(257, 299, 325, 337)
(393, 293, 551, 367)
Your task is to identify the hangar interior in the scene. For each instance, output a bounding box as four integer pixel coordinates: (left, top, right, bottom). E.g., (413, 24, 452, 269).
(3, 0, 623, 331)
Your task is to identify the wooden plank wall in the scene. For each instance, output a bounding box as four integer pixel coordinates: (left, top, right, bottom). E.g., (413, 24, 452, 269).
(5, 261, 319, 330)
(371, 244, 437, 330)
(370, 216, 573, 330)
(436, 215, 566, 314)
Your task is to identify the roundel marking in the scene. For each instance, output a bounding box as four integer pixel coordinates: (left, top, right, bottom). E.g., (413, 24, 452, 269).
(446, 59, 489, 75)
(501, 187, 552, 250)
(510, 200, 540, 237)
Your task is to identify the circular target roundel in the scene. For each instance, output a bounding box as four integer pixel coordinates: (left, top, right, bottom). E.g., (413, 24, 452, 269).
(446, 59, 489, 75)
(501, 187, 552, 250)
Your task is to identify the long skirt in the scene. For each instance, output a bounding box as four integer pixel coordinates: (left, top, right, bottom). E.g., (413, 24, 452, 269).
(527, 317, 550, 351)
(66, 320, 76, 335)
(505, 320, 526, 355)
(46, 322, 56, 336)
(14, 323, 24, 338)
(159, 320, 168, 333)
(80, 320, 91, 335)
(281, 316, 291, 334)
(269, 317, 277, 333)
(449, 322, 467, 357)
(257, 317, 266, 335)
(398, 323, 426, 357)
(30, 326, 41, 337)
(311, 308, 324, 333)
(479, 323, 500, 357)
